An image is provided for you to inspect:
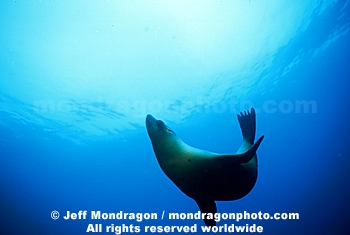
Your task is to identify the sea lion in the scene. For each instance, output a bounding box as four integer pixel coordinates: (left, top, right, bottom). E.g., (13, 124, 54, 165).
(146, 108, 264, 226)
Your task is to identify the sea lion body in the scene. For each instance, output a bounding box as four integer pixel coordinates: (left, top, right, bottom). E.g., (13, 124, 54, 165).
(146, 108, 264, 226)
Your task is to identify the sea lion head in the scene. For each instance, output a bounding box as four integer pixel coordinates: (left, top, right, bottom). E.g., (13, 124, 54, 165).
(146, 114, 176, 142)
(146, 114, 184, 158)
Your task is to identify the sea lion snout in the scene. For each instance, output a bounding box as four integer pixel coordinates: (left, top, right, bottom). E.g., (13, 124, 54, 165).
(146, 114, 155, 123)
(146, 114, 155, 135)
(146, 114, 156, 128)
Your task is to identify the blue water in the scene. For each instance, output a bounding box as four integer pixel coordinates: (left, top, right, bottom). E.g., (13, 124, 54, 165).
(1, 0, 349, 234)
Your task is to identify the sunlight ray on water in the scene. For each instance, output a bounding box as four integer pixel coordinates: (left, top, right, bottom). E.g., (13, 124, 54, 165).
(0, 0, 348, 139)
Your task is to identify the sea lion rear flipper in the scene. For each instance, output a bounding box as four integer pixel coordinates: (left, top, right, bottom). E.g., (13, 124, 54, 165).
(237, 108, 256, 145)
(195, 199, 217, 227)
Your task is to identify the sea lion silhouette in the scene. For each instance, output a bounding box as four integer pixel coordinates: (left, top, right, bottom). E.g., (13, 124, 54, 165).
(146, 108, 264, 226)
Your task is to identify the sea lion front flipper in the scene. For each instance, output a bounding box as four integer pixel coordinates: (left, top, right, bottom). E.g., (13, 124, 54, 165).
(195, 199, 217, 227)
(240, 135, 264, 163)
(215, 135, 264, 165)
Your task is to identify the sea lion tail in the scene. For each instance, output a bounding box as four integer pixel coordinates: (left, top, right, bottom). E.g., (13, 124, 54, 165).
(237, 108, 256, 145)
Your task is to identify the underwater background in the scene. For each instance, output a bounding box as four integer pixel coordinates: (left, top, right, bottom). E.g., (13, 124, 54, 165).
(1, 0, 349, 234)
